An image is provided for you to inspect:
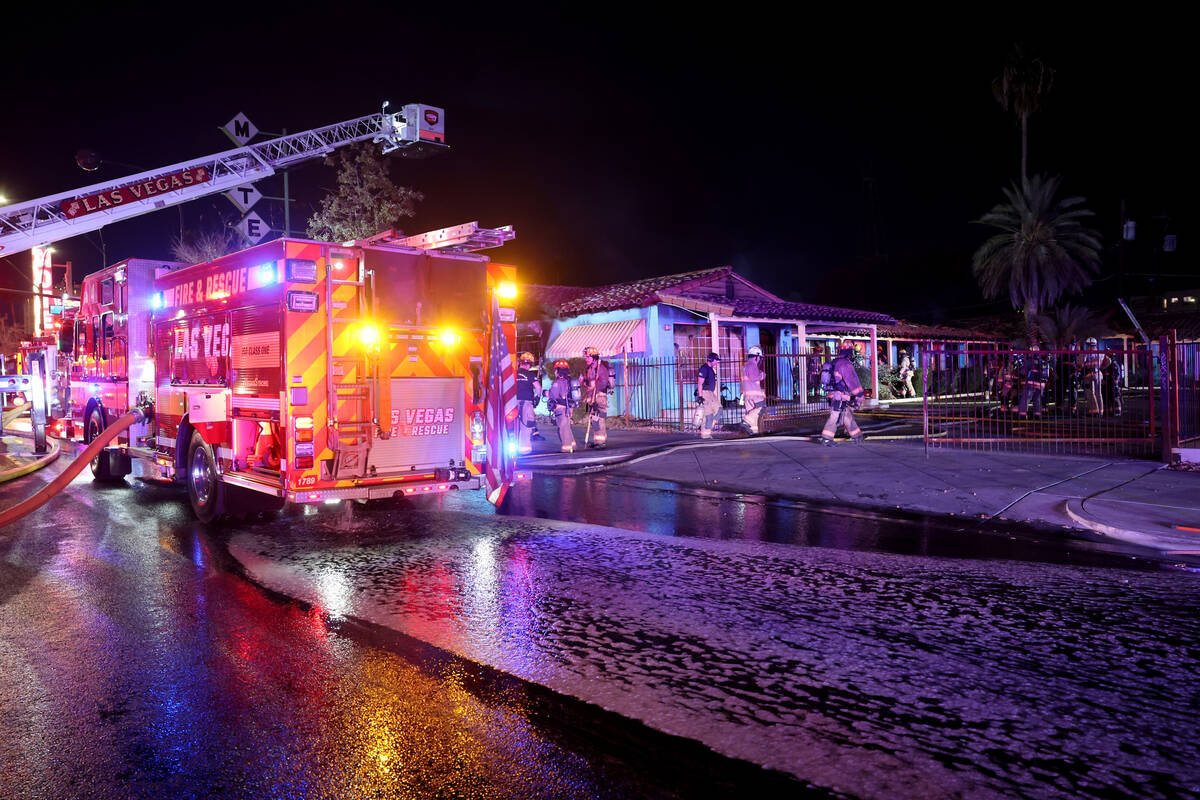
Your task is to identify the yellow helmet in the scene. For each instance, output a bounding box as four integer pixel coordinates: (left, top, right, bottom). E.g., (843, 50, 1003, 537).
(518, 351, 536, 365)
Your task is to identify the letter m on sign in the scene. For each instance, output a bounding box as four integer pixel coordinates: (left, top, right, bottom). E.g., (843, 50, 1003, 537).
(223, 112, 259, 146)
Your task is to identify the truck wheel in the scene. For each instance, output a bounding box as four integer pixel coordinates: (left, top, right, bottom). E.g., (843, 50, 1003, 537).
(186, 431, 226, 523)
(85, 409, 117, 482)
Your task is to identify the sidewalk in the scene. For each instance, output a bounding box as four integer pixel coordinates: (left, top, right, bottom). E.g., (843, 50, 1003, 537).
(520, 418, 1200, 558)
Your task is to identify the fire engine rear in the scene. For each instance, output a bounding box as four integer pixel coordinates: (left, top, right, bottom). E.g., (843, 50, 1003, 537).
(67, 229, 517, 521)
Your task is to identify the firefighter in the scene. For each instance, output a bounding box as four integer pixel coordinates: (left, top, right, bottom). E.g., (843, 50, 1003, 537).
(515, 352, 539, 455)
(1102, 348, 1123, 416)
(1082, 337, 1104, 415)
(741, 345, 767, 434)
(1001, 352, 1023, 413)
(819, 340, 864, 445)
(547, 359, 577, 452)
(898, 349, 915, 397)
(696, 352, 721, 439)
(1019, 341, 1047, 418)
(1059, 337, 1081, 415)
(581, 345, 614, 449)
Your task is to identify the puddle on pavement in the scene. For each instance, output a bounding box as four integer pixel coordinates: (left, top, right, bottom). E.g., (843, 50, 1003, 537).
(499, 474, 1175, 572)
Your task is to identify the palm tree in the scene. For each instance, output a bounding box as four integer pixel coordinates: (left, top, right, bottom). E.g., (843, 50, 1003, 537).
(992, 43, 1055, 180)
(972, 174, 1103, 324)
(1032, 304, 1106, 349)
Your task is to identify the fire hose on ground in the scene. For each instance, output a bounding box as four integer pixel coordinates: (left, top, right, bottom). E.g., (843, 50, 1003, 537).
(0, 409, 145, 529)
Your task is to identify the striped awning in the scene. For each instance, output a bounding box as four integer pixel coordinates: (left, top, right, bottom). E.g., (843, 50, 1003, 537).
(545, 319, 647, 359)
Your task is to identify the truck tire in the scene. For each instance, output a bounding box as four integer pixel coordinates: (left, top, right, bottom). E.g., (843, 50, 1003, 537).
(84, 408, 118, 482)
(186, 431, 226, 523)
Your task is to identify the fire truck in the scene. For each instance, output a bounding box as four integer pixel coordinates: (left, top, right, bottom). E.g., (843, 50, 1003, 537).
(60, 223, 518, 521)
(0, 101, 523, 521)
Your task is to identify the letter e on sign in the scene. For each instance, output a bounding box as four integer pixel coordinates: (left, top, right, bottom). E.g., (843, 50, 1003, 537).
(237, 211, 269, 244)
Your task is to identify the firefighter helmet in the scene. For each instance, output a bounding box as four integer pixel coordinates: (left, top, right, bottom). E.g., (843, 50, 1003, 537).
(706, 352, 720, 362)
(748, 345, 763, 357)
(838, 339, 855, 357)
(583, 346, 600, 359)
(553, 359, 569, 371)
(518, 351, 536, 365)
(1085, 337, 1099, 348)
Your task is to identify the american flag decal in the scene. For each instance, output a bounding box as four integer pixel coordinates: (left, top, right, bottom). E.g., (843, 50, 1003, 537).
(485, 293, 517, 505)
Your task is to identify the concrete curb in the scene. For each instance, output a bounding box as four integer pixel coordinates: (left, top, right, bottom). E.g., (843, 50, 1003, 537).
(0, 436, 61, 484)
(1062, 497, 1200, 554)
(523, 420, 919, 473)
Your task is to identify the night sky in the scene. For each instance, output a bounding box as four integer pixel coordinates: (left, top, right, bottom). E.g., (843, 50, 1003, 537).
(1, 10, 1188, 324)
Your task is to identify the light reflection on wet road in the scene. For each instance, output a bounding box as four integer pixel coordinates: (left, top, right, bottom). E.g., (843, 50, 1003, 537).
(235, 477, 1200, 800)
(505, 472, 1172, 568)
(2, 468, 803, 799)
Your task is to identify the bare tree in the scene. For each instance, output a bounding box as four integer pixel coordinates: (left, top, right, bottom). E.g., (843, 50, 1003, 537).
(170, 227, 245, 265)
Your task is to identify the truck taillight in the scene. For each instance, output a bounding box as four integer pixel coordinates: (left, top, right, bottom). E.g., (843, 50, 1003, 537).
(497, 281, 518, 301)
(439, 329, 461, 347)
(295, 416, 314, 443)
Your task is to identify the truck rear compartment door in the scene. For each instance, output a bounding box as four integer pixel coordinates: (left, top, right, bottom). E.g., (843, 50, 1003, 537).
(369, 377, 465, 473)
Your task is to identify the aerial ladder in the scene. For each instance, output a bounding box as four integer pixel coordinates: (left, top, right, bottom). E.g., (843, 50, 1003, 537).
(0, 102, 446, 257)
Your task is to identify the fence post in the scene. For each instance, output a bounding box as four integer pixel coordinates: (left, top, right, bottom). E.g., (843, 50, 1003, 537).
(623, 349, 629, 422)
(678, 360, 685, 429)
(921, 343, 930, 458)
(1160, 334, 1175, 463)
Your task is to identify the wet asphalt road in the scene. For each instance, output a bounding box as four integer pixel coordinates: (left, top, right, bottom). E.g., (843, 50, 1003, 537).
(1, 464, 806, 800)
(3, 457, 1200, 799)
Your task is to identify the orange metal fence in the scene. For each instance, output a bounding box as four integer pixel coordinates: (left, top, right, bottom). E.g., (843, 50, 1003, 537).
(919, 345, 1161, 458)
(609, 353, 845, 431)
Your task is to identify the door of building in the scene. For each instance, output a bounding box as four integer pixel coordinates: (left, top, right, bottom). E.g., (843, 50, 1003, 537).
(759, 329, 778, 398)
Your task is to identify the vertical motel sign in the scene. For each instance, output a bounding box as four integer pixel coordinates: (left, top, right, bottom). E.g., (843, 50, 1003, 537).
(221, 113, 270, 243)
(31, 246, 53, 337)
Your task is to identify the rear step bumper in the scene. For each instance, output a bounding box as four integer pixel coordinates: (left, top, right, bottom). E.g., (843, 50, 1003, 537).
(286, 474, 483, 503)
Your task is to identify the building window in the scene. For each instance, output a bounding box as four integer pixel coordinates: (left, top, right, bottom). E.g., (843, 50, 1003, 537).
(672, 324, 744, 364)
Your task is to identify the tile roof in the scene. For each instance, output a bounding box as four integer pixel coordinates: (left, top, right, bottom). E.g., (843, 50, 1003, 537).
(879, 319, 997, 341)
(1117, 311, 1200, 342)
(519, 267, 894, 326)
(727, 298, 895, 326)
(551, 266, 734, 315)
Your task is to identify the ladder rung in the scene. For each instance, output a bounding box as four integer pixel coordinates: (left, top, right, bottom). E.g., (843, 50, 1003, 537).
(330, 317, 362, 325)
(333, 421, 374, 428)
(330, 279, 363, 286)
(335, 383, 369, 391)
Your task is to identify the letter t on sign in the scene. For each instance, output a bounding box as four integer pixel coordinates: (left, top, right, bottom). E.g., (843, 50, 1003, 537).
(224, 184, 263, 214)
